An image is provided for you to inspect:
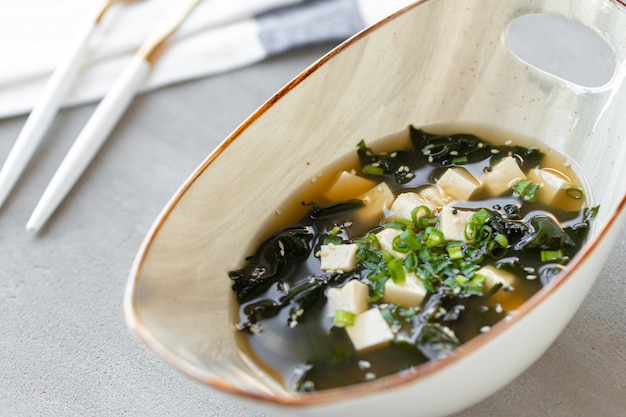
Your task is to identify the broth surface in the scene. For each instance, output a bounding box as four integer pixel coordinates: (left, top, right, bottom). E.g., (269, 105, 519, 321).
(228, 125, 594, 392)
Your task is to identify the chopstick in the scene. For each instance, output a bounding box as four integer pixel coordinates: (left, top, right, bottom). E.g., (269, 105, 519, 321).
(0, 0, 124, 211)
(26, 0, 201, 233)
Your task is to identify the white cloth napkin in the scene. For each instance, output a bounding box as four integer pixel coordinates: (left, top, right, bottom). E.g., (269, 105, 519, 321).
(0, 0, 415, 119)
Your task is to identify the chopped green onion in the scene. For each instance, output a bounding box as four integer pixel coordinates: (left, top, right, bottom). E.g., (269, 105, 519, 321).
(385, 220, 410, 230)
(363, 165, 384, 175)
(513, 179, 539, 201)
(464, 209, 490, 241)
(323, 235, 343, 245)
(454, 275, 469, 285)
(367, 232, 381, 250)
(333, 310, 356, 327)
(494, 233, 509, 247)
(565, 187, 584, 200)
(387, 258, 406, 284)
(447, 244, 464, 260)
(411, 205, 431, 227)
(424, 227, 444, 248)
(541, 249, 564, 262)
(401, 229, 423, 251)
(392, 235, 410, 253)
(479, 225, 493, 241)
(452, 155, 469, 164)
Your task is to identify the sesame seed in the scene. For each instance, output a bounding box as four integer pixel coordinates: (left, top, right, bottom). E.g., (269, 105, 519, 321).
(491, 149, 500, 154)
(526, 274, 537, 280)
(301, 381, 315, 390)
(495, 303, 503, 314)
(364, 372, 377, 381)
(505, 140, 513, 145)
(480, 326, 491, 333)
(450, 151, 459, 156)
(358, 360, 371, 370)
(275, 209, 282, 215)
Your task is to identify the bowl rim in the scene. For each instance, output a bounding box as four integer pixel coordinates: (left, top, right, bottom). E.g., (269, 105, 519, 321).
(124, 0, 626, 407)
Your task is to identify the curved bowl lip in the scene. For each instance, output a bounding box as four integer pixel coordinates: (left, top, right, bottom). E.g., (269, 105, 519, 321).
(124, 0, 626, 408)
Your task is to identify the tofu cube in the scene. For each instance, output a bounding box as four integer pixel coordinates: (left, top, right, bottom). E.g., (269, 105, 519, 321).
(352, 182, 395, 231)
(527, 167, 583, 211)
(383, 271, 427, 308)
(325, 171, 377, 202)
(437, 167, 481, 201)
(475, 265, 516, 293)
(481, 156, 527, 197)
(327, 280, 369, 317)
(439, 205, 475, 241)
(390, 192, 437, 221)
(375, 228, 407, 259)
(320, 243, 359, 273)
(345, 308, 395, 352)
(417, 185, 452, 208)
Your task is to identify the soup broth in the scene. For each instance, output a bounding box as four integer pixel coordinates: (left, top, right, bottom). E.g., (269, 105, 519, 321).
(228, 125, 595, 392)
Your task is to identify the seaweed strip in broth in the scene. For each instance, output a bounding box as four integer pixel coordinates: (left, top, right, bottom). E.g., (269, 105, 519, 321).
(227, 125, 597, 392)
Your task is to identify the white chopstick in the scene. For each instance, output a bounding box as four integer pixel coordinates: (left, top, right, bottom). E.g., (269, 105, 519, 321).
(26, 0, 201, 233)
(0, 0, 123, 211)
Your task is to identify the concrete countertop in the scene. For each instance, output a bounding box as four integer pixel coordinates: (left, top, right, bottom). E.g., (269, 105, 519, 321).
(0, 35, 624, 417)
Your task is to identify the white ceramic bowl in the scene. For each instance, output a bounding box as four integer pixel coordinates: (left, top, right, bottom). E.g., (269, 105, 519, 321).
(124, 1, 626, 416)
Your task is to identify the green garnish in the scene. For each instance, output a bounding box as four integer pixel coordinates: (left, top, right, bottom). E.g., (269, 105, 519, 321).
(541, 249, 564, 262)
(464, 209, 490, 241)
(565, 187, 584, 200)
(387, 258, 406, 284)
(513, 179, 539, 201)
(333, 310, 356, 327)
(362, 165, 384, 175)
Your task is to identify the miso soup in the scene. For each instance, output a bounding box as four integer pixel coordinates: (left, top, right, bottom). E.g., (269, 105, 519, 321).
(228, 125, 596, 392)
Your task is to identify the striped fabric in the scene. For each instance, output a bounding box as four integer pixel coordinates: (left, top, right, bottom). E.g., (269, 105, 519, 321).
(0, 0, 415, 118)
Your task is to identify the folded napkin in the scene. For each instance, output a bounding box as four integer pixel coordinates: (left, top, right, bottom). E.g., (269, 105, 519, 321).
(0, 0, 415, 119)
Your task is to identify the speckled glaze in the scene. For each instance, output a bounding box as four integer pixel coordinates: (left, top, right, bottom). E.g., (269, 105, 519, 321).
(124, 1, 626, 416)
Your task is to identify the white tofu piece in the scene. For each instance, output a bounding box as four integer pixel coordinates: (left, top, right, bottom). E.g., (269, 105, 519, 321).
(345, 308, 395, 352)
(320, 243, 359, 273)
(352, 182, 395, 230)
(437, 167, 481, 201)
(375, 228, 407, 259)
(327, 280, 369, 317)
(390, 192, 437, 221)
(417, 185, 452, 208)
(439, 205, 475, 241)
(383, 271, 427, 308)
(325, 170, 377, 202)
(481, 156, 527, 197)
(475, 265, 516, 293)
(527, 167, 583, 211)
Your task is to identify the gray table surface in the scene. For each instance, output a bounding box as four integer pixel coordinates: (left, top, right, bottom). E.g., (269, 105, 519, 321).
(1, 36, 625, 417)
